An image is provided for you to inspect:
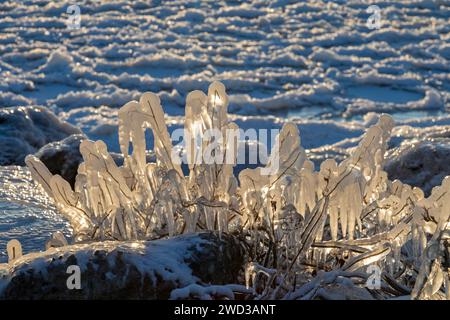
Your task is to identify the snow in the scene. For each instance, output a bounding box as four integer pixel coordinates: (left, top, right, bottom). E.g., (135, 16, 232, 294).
(170, 283, 235, 300)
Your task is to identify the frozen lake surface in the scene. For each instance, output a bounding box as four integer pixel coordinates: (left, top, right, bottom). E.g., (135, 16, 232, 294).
(0, 0, 449, 260)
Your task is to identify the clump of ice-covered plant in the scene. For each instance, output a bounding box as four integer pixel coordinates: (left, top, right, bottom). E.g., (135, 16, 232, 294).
(25, 81, 449, 300)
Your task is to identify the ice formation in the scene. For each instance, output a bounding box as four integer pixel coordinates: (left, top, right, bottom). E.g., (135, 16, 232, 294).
(25, 82, 449, 300)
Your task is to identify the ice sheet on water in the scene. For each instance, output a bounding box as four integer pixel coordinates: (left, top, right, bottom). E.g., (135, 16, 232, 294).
(0, 0, 448, 121)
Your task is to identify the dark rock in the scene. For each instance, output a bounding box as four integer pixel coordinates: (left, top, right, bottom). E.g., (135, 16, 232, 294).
(34, 135, 127, 187)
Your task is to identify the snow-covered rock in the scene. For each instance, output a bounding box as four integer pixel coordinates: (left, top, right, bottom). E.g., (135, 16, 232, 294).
(385, 140, 450, 196)
(0, 106, 81, 166)
(34, 134, 86, 187)
(0, 232, 244, 299)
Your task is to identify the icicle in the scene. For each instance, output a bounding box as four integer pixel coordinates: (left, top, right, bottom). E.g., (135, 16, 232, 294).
(118, 101, 141, 163)
(205, 207, 215, 231)
(7, 239, 22, 263)
(329, 206, 339, 241)
(296, 160, 317, 217)
(140, 92, 183, 176)
(111, 208, 126, 240)
(50, 174, 78, 207)
(265, 122, 305, 180)
(431, 263, 444, 296)
(185, 90, 207, 170)
(165, 202, 175, 237)
(346, 113, 394, 173)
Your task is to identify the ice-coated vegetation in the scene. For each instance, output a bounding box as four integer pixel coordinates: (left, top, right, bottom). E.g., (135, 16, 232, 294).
(25, 82, 449, 300)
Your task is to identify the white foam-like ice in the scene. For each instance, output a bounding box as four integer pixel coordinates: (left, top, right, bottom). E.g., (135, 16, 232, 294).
(0, 0, 448, 119)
